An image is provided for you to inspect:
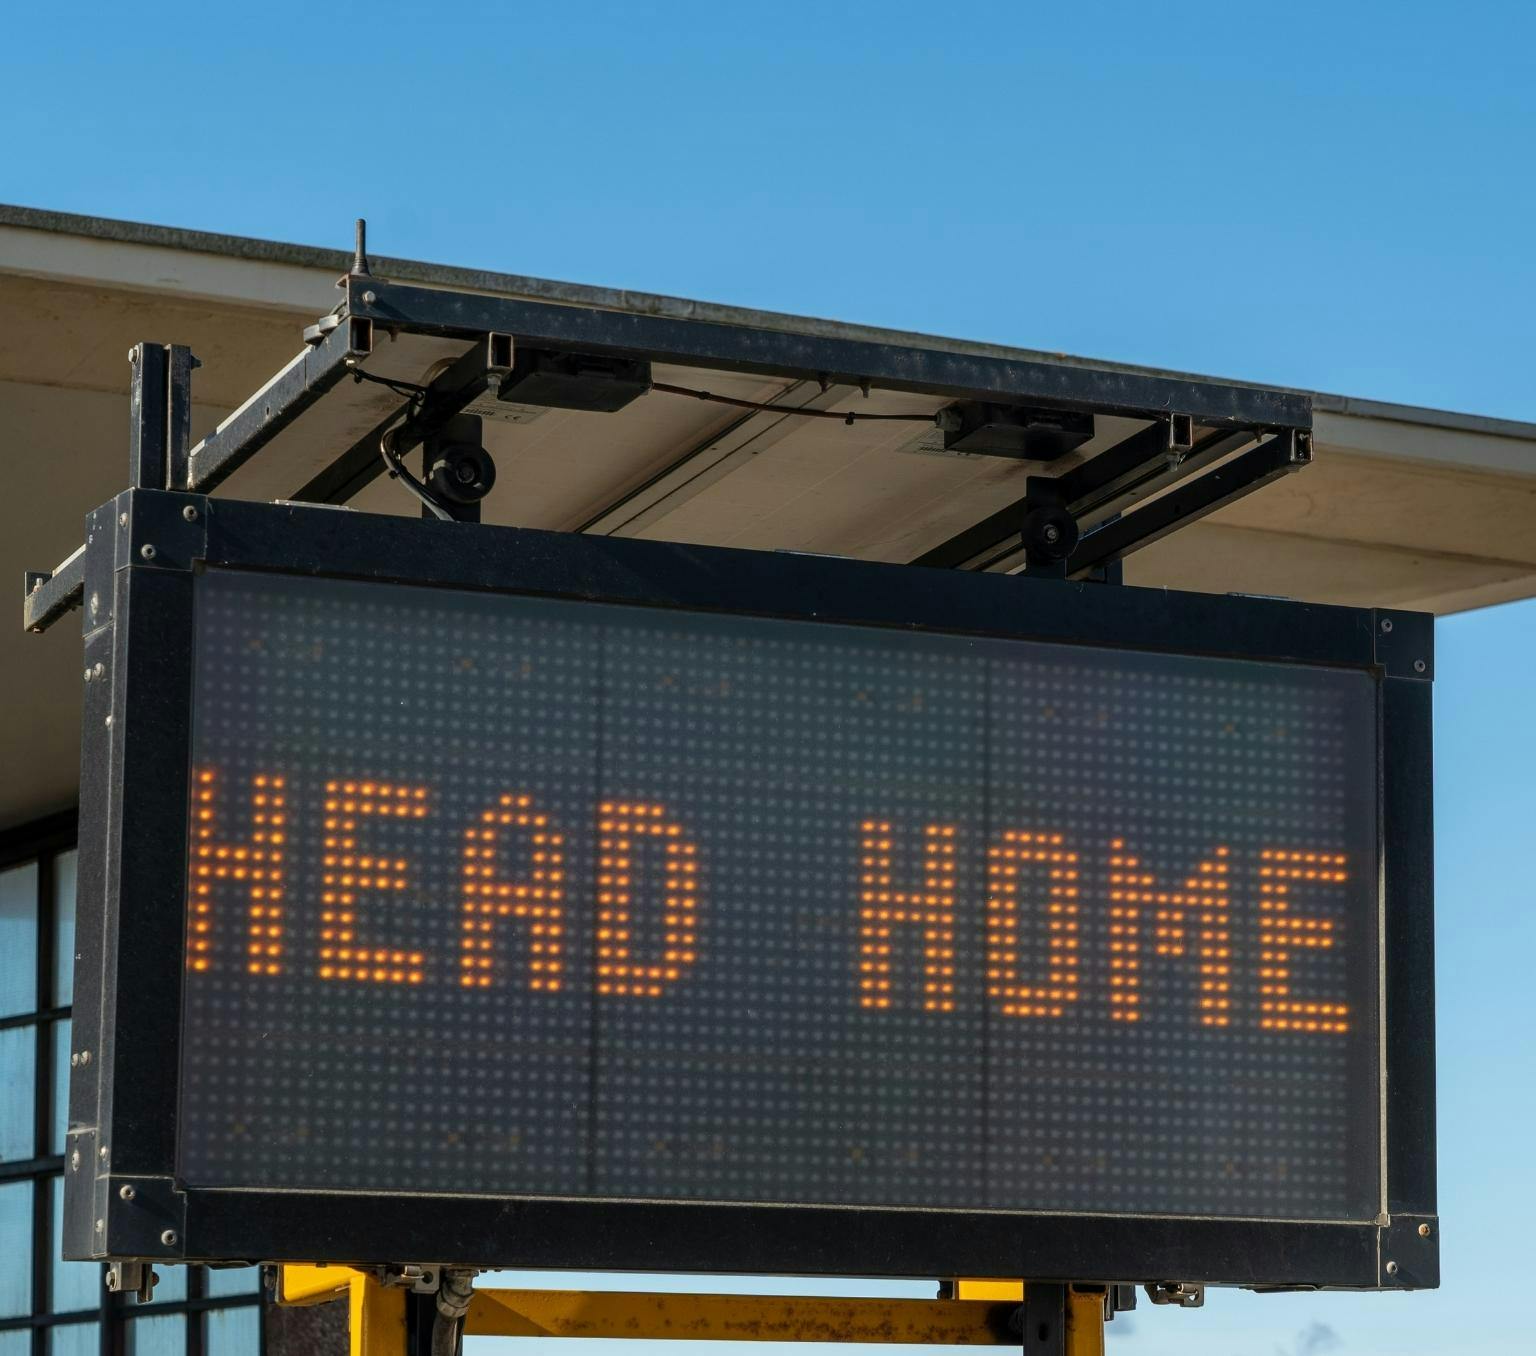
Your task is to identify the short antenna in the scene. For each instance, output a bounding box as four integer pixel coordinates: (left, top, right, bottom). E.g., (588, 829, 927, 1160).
(352, 218, 373, 277)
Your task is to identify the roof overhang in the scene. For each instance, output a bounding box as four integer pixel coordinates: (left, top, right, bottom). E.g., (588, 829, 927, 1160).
(3, 204, 1534, 826)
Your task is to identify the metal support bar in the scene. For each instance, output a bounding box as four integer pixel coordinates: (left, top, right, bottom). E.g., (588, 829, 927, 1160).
(1066, 429, 1311, 578)
(183, 317, 371, 493)
(129, 340, 202, 491)
(166, 343, 199, 491)
(23, 339, 203, 632)
(22, 547, 85, 632)
(128, 343, 170, 490)
(346, 277, 1310, 430)
(912, 423, 1256, 572)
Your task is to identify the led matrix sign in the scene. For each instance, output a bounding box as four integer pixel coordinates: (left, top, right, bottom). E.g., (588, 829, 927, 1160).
(179, 567, 1380, 1220)
(63, 494, 1436, 1288)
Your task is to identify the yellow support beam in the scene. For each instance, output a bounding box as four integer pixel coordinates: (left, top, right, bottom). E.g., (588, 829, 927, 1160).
(955, 1279, 1025, 1302)
(275, 1263, 356, 1306)
(275, 1267, 1109, 1353)
(467, 1289, 1017, 1344)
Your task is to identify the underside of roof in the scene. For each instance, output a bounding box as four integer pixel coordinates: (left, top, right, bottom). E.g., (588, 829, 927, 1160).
(2, 204, 1534, 827)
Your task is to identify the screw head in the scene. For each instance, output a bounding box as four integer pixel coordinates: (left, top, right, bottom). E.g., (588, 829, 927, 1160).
(79, 1050, 90, 1065)
(70, 1052, 79, 1067)
(119, 512, 129, 527)
(362, 289, 378, 305)
(1414, 659, 1427, 674)
(70, 1150, 80, 1172)
(160, 1230, 178, 1247)
(182, 505, 199, 522)
(119, 1184, 136, 1201)
(1418, 1223, 1432, 1237)
(1380, 618, 1394, 633)
(95, 1219, 104, 1233)
(1385, 1260, 1399, 1276)
(139, 544, 157, 561)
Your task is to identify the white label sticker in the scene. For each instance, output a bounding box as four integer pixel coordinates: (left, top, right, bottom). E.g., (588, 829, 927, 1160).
(461, 396, 549, 426)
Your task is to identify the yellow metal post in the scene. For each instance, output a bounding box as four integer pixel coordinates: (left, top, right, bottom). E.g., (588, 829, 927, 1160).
(954, 1280, 1107, 1355)
(1065, 1289, 1107, 1356)
(275, 1266, 406, 1356)
(347, 1270, 407, 1356)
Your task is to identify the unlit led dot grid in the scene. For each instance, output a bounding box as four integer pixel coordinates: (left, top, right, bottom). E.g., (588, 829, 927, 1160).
(178, 568, 1379, 1221)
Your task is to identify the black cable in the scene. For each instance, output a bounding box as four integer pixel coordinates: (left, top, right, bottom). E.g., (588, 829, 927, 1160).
(378, 424, 456, 521)
(651, 380, 938, 425)
(350, 367, 430, 401)
(352, 367, 460, 520)
(433, 1270, 476, 1356)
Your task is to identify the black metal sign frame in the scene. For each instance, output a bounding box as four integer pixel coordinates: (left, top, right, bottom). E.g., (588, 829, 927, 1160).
(63, 489, 1437, 1291)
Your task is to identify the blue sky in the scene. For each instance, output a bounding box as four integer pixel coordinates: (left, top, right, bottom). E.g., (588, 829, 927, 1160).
(5, 3, 1533, 1352)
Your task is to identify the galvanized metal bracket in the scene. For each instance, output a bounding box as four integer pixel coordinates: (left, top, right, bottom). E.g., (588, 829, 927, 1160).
(105, 1260, 158, 1303)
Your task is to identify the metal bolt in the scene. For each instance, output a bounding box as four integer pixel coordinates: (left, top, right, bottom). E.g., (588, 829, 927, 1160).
(1385, 1260, 1399, 1276)
(70, 1150, 80, 1172)
(70, 1052, 79, 1067)
(119, 1184, 136, 1201)
(1414, 659, 1427, 674)
(89, 592, 100, 618)
(82, 669, 92, 683)
(1380, 618, 1393, 633)
(99, 1145, 109, 1161)
(1042, 524, 1061, 544)
(160, 1230, 178, 1247)
(182, 504, 199, 522)
(140, 543, 157, 561)
(93, 663, 104, 681)
(79, 1050, 90, 1065)
(119, 512, 129, 527)
(362, 290, 377, 305)
(105, 715, 113, 728)
(95, 1219, 104, 1233)
(1418, 1223, 1432, 1237)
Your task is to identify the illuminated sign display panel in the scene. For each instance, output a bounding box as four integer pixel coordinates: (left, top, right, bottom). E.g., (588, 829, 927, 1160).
(179, 565, 1381, 1223)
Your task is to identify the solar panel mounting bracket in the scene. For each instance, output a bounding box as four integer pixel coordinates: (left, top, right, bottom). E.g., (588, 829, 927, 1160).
(24, 256, 1314, 633)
